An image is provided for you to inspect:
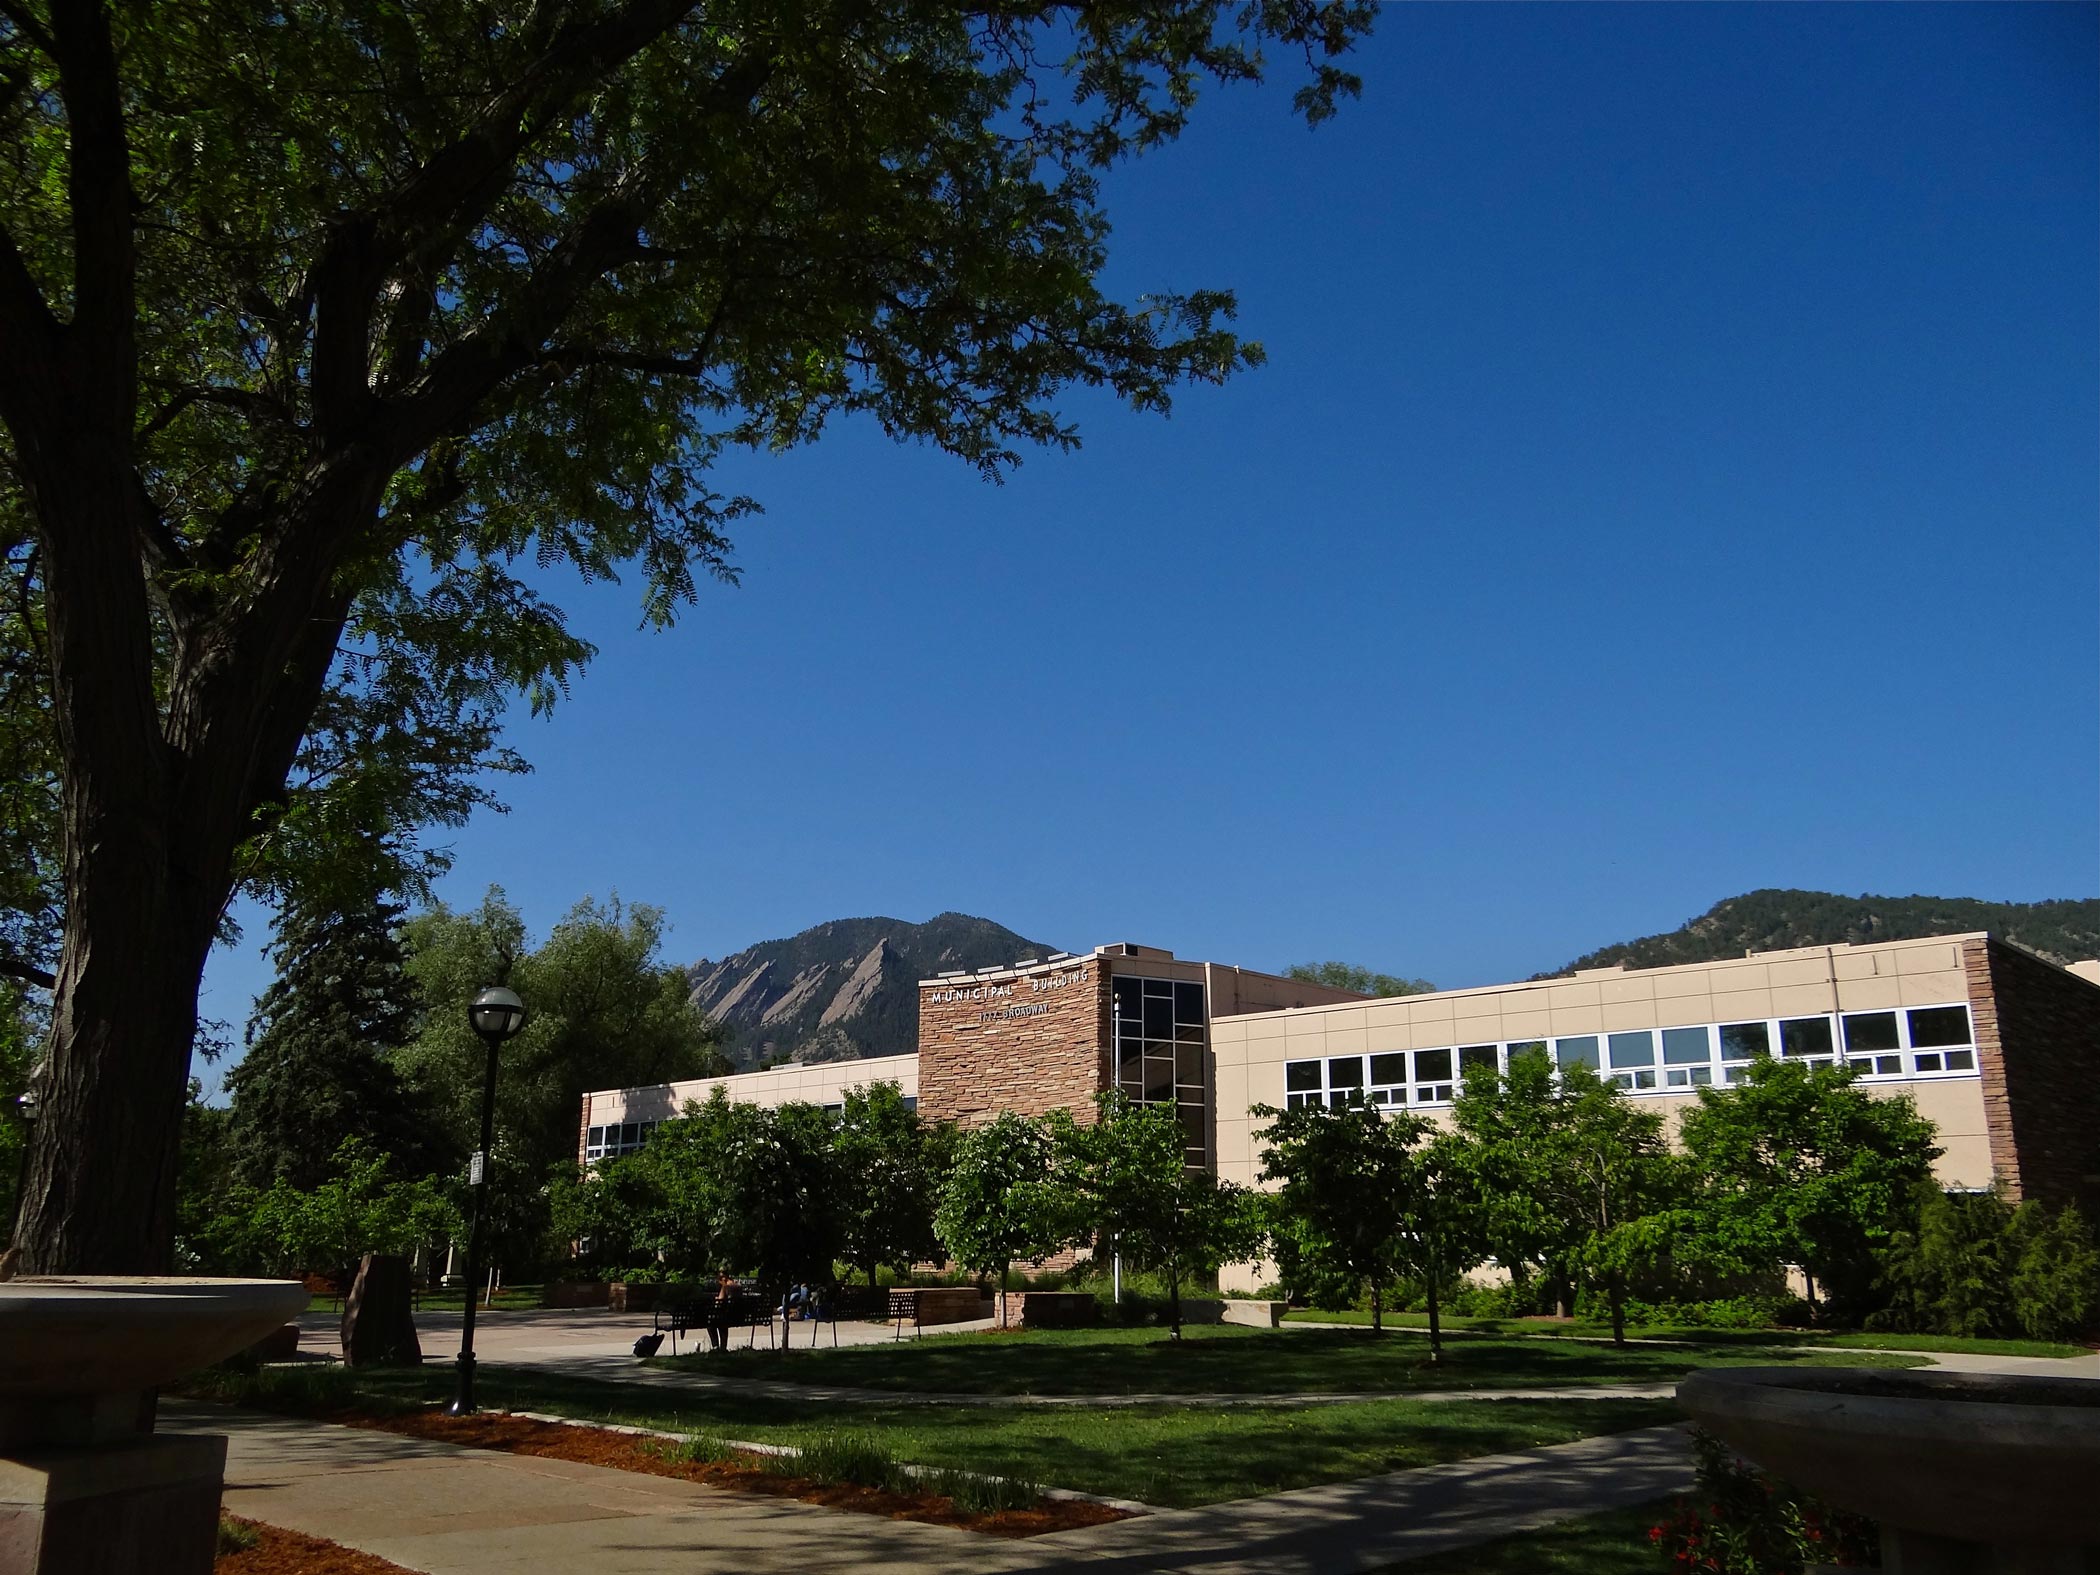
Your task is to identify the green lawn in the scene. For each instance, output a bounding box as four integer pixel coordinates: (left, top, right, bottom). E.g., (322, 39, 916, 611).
(1283, 1309, 2092, 1361)
(650, 1323, 1925, 1396)
(181, 1361, 1678, 1508)
(1369, 1504, 1662, 1575)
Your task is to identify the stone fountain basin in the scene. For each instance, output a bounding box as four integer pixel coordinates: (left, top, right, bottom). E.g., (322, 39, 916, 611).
(0, 1277, 311, 1398)
(1677, 1365, 2100, 1546)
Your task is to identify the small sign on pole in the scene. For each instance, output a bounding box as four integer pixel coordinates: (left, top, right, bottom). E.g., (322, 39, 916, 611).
(469, 1151, 485, 1186)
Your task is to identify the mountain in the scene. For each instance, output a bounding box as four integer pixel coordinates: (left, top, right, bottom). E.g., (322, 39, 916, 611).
(689, 913, 1060, 1070)
(1550, 889, 2100, 977)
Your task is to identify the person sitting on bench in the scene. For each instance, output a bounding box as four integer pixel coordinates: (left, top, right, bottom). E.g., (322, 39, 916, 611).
(708, 1268, 735, 1352)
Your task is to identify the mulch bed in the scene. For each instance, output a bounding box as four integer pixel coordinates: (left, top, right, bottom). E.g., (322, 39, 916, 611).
(216, 1517, 417, 1575)
(312, 1405, 1128, 1538)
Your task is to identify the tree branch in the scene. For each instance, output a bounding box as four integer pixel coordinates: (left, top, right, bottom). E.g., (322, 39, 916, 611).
(0, 957, 56, 990)
(47, 0, 135, 418)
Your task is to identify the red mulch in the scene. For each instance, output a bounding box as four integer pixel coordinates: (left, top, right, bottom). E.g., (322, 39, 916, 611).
(312, 1405, 1128, 1538)
(216, 1517, 416, 1575)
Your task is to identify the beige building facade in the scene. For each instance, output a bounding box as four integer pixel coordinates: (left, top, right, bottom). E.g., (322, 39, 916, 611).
(585, 931, 2100, 1290)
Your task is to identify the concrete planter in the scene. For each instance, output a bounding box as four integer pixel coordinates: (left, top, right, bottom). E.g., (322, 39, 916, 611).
(543, 1280, 612, 1309)
(1677, 1366, 2100, 1569)
(1223, 1299, 1288, 1328)
(0, 1276, 311, 1575)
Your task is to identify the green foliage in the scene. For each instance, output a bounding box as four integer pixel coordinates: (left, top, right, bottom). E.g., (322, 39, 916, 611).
(1650, 1430, 1877, 1575)
(710, 1099, 846, 1293)
(396, 888, 727, 1187)
(1678, 1056, 1939, 1319)
(224, 881, 432, 1191)
(0, 0, 1380, 1215)
(1871, 1185, 2100, 1342)
(0, 981, 40, 1242)
(1284, 961, 1435, 997)
(834, 1080, 947, 1287)
(1048, 1091, 1260, 1338)
(1253, 1094, 1433, 1333)
(934, 1111, 1072, 1314)
(920, 1464, 1045, 1516)
(216, 1517, 260, 1555)
(194, 1137, 459, 1278)
(775, 1432, 909, 1494)
(1556, 889, 2100, 974)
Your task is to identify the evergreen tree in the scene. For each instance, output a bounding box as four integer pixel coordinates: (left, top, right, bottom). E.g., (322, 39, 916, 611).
(226, 889, 431, 1191)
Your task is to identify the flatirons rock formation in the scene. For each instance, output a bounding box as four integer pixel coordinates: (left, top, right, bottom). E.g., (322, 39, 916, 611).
(689, 912, 1059, 1070)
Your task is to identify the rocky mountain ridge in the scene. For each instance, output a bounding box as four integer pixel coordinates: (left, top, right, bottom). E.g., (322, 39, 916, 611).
(688, 912, 1057, 1071)
(689, 890, 2100, 1071)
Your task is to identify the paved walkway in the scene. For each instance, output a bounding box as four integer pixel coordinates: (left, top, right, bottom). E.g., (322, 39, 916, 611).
(166, 1400, 1692, 1575)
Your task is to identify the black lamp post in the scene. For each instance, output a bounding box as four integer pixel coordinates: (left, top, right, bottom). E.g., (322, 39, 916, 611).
(449, 985, 526, 1416)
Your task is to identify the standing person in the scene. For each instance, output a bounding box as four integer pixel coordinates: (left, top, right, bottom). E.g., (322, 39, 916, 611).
(708, 1269, 735, 1353)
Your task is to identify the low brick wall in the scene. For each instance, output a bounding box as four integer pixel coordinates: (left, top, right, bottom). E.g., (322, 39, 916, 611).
(544, 1280, 611, 1309)
(994, 1291, 1098, 1329)
(898, 1287, 988, 1326)
(1223, 1299, 1287, 1328)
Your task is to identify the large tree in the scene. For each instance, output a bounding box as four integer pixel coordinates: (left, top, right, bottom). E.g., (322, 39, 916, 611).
(1253, 1092, 1428, 1334)
(1050, 1089, 1258, 1340)
(1678, 1056, 1939, 1320)
(224, 879, 431, 1191)
(396, 887, 727, 1182)
(0, 0, 1374, 1272)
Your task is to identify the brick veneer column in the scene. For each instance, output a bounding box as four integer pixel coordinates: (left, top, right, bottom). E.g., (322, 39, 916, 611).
(916, 961, 1110, 1128)
(1962, 937, 2100, 1214)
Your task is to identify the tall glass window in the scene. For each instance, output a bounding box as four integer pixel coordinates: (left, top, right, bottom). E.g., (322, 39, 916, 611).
(1112, 975, 1209, 1164)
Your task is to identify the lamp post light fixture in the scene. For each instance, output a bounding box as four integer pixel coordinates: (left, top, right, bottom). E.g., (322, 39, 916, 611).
(449, 985, 526, 1416)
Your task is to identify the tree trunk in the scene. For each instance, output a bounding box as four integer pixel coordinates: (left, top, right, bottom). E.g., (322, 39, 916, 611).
(999, 1264, 1009, 1328)
(1425, 1247, 1442, 1363)
(1370, 1278, 1382, 1334)
(13, 889, 213, 1273)
(1168, 1266, 1181, 1343)
(1607, 1274, 1627, 1347)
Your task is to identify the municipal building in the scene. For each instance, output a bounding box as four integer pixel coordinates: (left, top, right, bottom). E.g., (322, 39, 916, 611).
(583, 932, 2100, 1292)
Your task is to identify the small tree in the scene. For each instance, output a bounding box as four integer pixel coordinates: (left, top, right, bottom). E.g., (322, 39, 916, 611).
(1051, 1091, 1259, 1340)
(709, 1101, 845, 1310)
(1679, 1056, 1940, 1321)
(835, 1081, 942, 1290)
(1453, 1054, 1677, 1344)
(1399, 1132, 1488, 1361)
(933, 1112, 1071, 1325)
(1253, 1095, 1427, 1335)
(202, 1137, 457, 1279)
(1451, 1046, 1566, 1312)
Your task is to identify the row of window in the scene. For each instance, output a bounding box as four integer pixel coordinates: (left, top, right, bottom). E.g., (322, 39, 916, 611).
(1281, 1004, 1978, 1110)
(585, 1120, 661, 1161)
(1111, 976, 1210, 1164)
(583, 1096, 923, 1163)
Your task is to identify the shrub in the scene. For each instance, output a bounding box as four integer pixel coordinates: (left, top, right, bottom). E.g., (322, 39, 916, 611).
(780, 1433, 909, 1494)
(1616, 1295, 1797, 1330)
(1651, 1430, 1878, 1575)
(921, 1466, 1045, 1514)
(2009, 1201, 2100, 1342)
(217, 1516, 259, 1554)
(1872, 1187, 2100, 1342)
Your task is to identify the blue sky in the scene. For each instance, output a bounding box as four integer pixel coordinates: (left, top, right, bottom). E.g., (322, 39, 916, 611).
(199, 3, 2097, 1090)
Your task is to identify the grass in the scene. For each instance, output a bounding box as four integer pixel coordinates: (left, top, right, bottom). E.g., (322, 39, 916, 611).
(1283, 1309, 2092, 1360)
(178, 1359, 1680, 1509)
(1367, 1503, 1663, 1574)
(651, 1322, 1926, 1396)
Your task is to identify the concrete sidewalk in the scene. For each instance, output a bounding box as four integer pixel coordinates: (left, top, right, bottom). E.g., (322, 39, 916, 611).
(166, 1400, 1691, 1574)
